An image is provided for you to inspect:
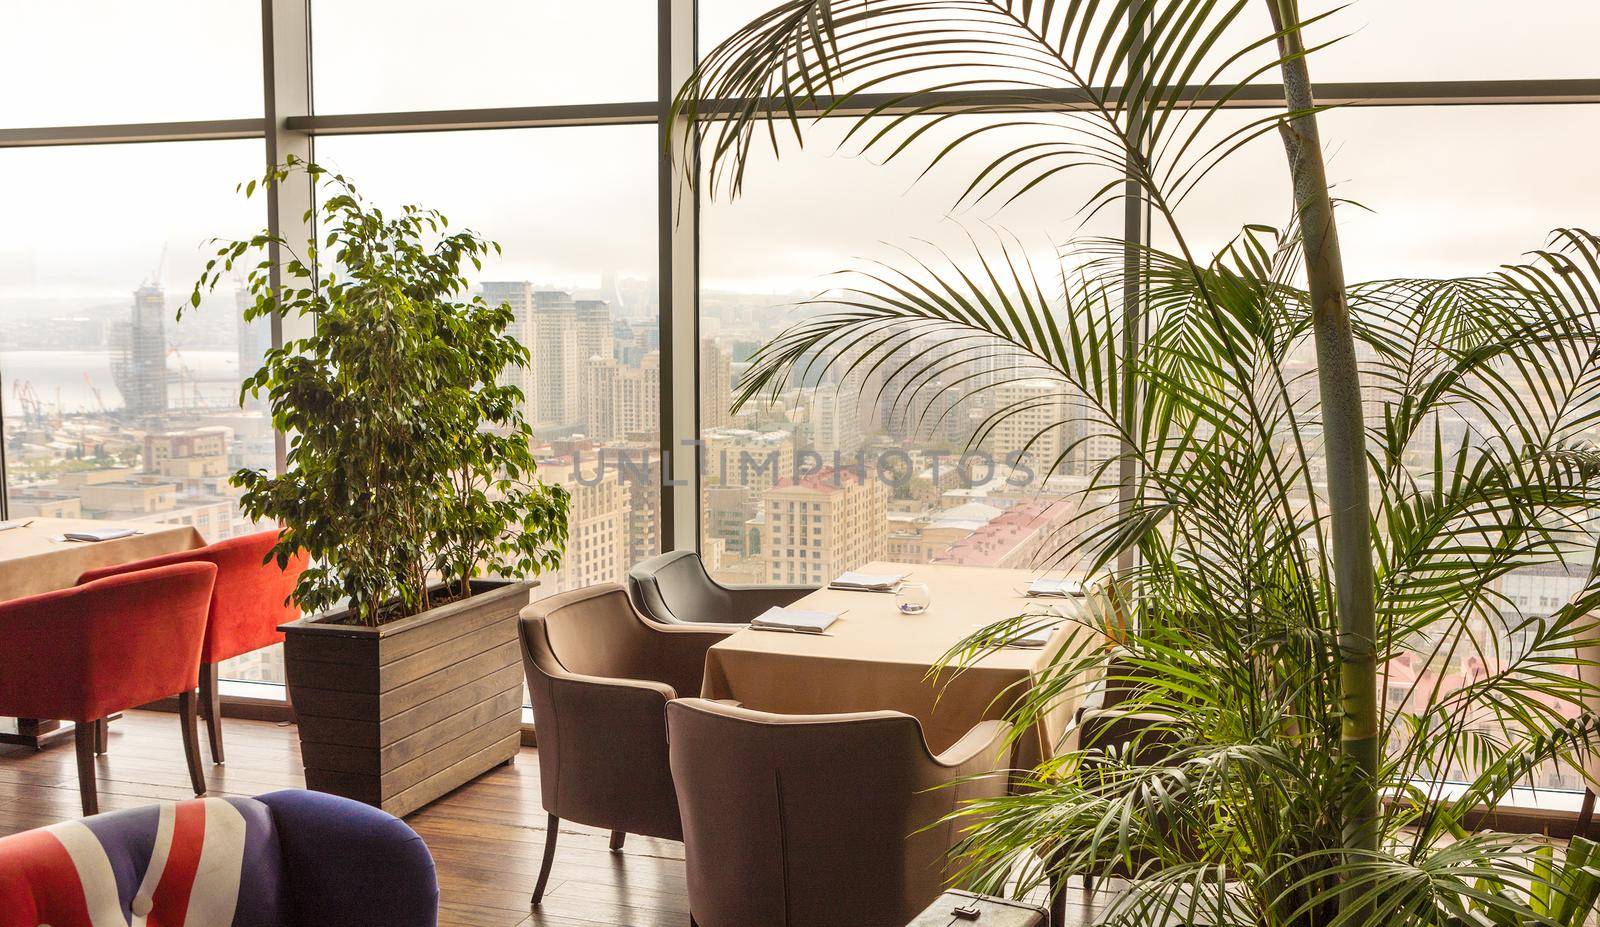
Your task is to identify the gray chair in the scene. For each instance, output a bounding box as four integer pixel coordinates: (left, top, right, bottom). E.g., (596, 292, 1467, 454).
(518, 584, 736, 907)
(627, 549, 815, 625)
(667, 698, 1013, 927)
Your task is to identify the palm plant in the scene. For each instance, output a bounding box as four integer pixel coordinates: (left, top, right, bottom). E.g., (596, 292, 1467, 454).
(676, 1, 1600, 923)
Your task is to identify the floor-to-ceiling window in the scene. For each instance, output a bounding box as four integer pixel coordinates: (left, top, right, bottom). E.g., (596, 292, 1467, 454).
(689, 0, 1600, 806)
(4, 0, 1599, 805)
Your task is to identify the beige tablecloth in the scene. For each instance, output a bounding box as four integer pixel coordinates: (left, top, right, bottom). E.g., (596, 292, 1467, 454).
(701, 562, 1104, 770)
(0, 518, 206, 601)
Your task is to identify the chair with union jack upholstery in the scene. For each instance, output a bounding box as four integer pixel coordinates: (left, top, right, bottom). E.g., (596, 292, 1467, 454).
(0, 789, 438, 927)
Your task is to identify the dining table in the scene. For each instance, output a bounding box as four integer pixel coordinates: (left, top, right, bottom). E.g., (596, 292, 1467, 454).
(700, 561, 1108, 771)
(0, 516, 207, 748)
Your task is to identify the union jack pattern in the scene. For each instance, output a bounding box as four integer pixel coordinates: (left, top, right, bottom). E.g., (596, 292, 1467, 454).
(0, 796, 281, 927)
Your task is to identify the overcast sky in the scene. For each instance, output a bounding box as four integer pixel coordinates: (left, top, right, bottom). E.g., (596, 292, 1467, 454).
(1, 1, 1596, 302)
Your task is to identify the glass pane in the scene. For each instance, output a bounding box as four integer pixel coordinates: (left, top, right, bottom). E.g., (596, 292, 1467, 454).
(1310, 0, 1600, 82)
(700, 115, 1126, 586)
(312, 1, 656, 113)
(315, 126, 661, 599)
(702, 1, 1600, 91)
(0, 2, 261, 127)
(1161, 104, 1600, 793)
(699, 0, 774, 51)
(1165, 105, 1600, 279)
(1189, 0, 1600, 85)
(0, 139, 279, 684)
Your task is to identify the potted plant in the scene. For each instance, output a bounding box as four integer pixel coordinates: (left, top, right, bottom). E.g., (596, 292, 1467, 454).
(680, 1, 1600, 924)
(188, 159, 569, 816)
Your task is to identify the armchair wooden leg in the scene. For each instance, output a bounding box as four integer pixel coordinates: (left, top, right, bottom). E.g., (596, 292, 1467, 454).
(609, 830, 626, 852)
(94, 718, 109, 755)
(177, 691, 206, 797)
(199, 661, 225, 765)
(532, 813, 559, 906)
(74, 721, 99, 817)
(1579, 789, 1596, 840)
(1047, 870, 1068, 926)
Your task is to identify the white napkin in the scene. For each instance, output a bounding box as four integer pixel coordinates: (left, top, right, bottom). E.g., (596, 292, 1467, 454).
(1007, 620, 1064, 649)
(828, 571, 907, 591)
(1025, 577, 1086, 598)
(750, 607, 841, 633)
(62, 528, 140, 542)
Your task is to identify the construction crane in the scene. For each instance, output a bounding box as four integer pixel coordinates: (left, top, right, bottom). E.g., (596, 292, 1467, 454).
(145, 242, 168, 289)
(10, 380, 44, 428)
(167, 347, 211, 410)
(82, 373, 109, 416)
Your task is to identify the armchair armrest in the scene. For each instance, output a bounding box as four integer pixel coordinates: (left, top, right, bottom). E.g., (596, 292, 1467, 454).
(642, 619, 740, 698)
(256, 789, 437, 927)
(933, 720, 1015, 775)
(551, 667, 677, 701)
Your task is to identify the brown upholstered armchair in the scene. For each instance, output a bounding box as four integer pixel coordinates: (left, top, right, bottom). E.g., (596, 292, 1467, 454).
(627, 549, 816, 624)
(666, 698, 1013, 927)
(518, 584, 736, 907)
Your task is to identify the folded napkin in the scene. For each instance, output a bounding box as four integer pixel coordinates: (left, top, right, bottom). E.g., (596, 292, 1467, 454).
(828, 570, 907, 592)
(62, 528, 139, 542)
(750, 607, 841, 633)
(1007, 620, 1064, 649)
(0, 519, 30, 531)
(1025, 577, 1087, 598)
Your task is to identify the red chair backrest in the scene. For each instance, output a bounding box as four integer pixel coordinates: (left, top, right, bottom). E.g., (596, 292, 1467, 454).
(0, 562, 217, 722)
(78, 530, 309, 664)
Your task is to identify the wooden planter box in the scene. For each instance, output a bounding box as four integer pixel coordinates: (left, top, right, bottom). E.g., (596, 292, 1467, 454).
(280, 579, 530, 818)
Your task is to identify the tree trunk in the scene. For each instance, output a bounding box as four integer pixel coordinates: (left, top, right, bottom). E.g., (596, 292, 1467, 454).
(1265, 0, 1379, 861)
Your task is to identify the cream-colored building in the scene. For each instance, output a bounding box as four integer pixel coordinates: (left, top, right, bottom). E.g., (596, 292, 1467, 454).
(485, 285, 617, 435)
(987, 379, 1099, 481)
(582, 352, 661, 442)
(533, 455, 633, 596)
(807, 384, 862, 456)
(702, 428, 794, 490)
(701, 340, 734, 431)
(761, 467, 889, 586)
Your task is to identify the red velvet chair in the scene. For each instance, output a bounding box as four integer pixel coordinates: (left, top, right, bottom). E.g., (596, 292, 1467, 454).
(78, 530, 309, 765)
(0, 562, 217, 816)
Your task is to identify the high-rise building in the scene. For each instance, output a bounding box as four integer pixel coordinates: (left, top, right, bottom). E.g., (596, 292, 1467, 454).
(533, 455, 633, 596)
(704, 484, 761, 558)
(110, 285, 169, 417)
(701, 340, 734, 430)
(761, 466, 889, 585)
(482, 281, 537, 419)
(987, 379, 1084, 481)
(582, 351, 660, 441)
(515, 291, 614, 435)
(573, 299, 614, 367)
(809, 385, 862, 456)
(616, 352, 660, 436)
(235, 287, 269, 393)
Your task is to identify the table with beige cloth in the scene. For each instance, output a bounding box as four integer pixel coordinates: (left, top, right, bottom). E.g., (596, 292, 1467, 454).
(700, 561, 1104, 770)
(0, 517, 206, 747)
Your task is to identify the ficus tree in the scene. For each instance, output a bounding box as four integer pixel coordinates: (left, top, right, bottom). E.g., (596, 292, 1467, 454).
(676, 1, 1600, 923)
(187, 158, 569, 626)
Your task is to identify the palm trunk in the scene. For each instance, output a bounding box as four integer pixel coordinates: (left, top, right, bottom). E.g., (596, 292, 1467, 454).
(1265, 0, 1380, 861)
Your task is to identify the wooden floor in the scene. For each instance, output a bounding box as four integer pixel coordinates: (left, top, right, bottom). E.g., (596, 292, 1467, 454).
(0, 711, 1099, 927)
